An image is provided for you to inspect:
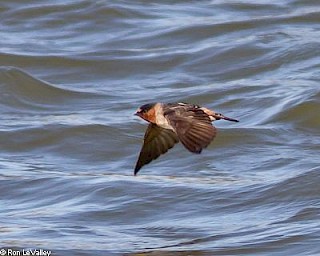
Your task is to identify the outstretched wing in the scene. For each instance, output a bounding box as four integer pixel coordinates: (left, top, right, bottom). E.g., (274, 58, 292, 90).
(166, 107, 216, 153)
(134, 123, 179, 175)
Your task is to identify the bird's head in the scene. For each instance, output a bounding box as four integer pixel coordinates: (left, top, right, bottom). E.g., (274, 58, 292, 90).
(134, 103, 156, 123)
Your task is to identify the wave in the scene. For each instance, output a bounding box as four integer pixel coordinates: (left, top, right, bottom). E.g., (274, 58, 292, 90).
(0, 66, 101, 111)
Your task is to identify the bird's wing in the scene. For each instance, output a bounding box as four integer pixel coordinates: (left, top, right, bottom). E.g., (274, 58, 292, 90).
(166, 108, 216, 153)
(134, 123, 179, 175)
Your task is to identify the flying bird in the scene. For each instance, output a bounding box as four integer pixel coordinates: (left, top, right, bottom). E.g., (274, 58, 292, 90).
(134, 102, 238, 175)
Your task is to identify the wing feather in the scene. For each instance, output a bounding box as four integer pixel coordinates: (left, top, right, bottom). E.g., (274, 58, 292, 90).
(166, 107, 216, 153)
(134, 124, 179, 175)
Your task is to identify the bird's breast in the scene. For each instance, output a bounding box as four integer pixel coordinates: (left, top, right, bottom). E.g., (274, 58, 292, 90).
(154, 103, 175, 131)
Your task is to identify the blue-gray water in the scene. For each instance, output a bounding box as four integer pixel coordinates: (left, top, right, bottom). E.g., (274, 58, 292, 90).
(0, 1, 319, 255)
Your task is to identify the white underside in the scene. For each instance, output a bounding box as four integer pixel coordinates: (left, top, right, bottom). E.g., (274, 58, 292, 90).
(154, 103, 175, 131)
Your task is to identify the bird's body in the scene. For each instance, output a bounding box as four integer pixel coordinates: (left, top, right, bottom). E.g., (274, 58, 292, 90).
(134, 102, 238, 175)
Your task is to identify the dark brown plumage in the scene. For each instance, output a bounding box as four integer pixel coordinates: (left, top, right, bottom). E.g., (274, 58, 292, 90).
(134, 102, 238, 175)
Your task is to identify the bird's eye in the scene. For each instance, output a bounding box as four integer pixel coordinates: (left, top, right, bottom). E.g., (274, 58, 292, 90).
(137, 108, 144, 114)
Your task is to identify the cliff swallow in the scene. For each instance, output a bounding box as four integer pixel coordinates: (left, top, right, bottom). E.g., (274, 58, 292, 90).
(134, 102, 238, 175)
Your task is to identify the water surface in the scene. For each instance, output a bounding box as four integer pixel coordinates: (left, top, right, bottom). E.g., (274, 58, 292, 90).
(0, 1, 319, 255)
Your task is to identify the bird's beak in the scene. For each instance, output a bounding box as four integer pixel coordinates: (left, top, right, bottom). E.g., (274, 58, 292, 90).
(134, 108, 142, 116)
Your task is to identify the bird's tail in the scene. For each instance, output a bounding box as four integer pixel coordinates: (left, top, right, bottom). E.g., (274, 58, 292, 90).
(200, 107, 239, 122)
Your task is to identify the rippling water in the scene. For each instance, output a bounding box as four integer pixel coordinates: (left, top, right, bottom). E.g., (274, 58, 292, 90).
(1, 1, 319, 255)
